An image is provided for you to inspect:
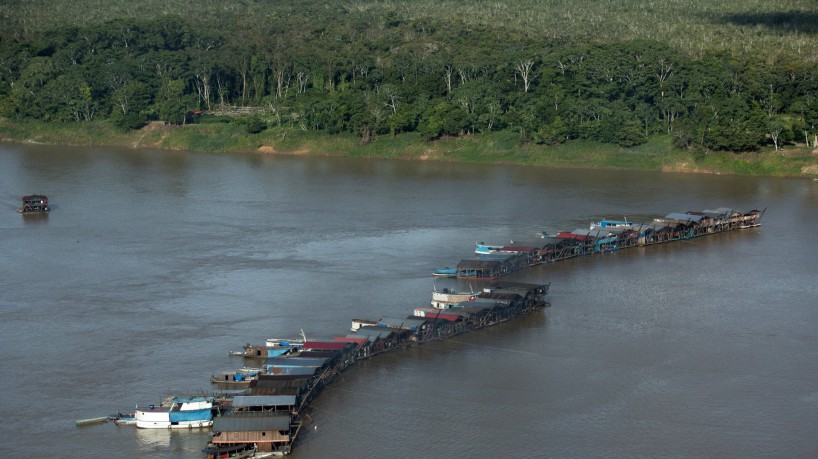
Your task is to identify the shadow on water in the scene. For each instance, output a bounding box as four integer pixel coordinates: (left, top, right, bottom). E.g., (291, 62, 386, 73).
(21, 212, 49, 224)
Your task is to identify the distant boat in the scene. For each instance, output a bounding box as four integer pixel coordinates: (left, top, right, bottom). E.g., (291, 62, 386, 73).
(432, 267, 457, 277)
(134, 396, 214, 429)
(17, 194, 49, 213)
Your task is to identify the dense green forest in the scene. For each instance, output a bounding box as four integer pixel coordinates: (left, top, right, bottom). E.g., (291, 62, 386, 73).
(2, 0, 818, 153)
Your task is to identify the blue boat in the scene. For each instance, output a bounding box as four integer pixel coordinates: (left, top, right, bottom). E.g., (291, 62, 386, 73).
(432, 267, 457, 277)
(475, 242, 504, 255)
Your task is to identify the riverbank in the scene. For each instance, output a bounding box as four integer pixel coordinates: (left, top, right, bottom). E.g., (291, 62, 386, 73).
(3, 118, 817, 178)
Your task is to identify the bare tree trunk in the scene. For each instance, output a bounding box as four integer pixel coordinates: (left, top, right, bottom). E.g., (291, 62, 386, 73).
(296, 71, 310, 94)
(443, 65, 453, 94)
(515, 59, 535, 93)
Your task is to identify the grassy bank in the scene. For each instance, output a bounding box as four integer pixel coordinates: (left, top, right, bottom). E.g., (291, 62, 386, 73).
(2, 118, 817, 178)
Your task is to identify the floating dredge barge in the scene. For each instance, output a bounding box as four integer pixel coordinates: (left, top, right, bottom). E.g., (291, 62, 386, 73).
(201, 281, 550, 456)
(17, 194, 49, 213)
(454, 207, 764, 279)
(137, 206, 762, 457)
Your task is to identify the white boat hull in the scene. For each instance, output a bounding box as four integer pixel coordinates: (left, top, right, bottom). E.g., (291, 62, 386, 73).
(136, 419, 213, 429)
(134, 397, 214, 429)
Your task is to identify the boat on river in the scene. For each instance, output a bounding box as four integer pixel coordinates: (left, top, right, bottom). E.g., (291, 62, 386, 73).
(17, 194, 49, 213)
(431, 286, 477, 309)
(475, 242, 504, 255)
(432, 267, 457, 277)
(211, 367, 264, 385)
(264, 330, 307, 348)
(134, 396, 214, 429)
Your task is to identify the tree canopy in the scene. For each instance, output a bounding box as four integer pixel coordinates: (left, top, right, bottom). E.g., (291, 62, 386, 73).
(2, 0, 818, 152)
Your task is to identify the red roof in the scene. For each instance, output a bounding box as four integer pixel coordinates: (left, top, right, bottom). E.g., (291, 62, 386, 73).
(333, 337, 367, 344)
(555, 232, 589, 241)
(428, 313, 462, 322)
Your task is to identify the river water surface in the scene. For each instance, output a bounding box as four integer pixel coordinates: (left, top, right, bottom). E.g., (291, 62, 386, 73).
(1, 143, 817, 458)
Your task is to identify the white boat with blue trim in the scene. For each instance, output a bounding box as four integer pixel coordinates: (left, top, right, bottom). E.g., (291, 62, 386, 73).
(134, 396, 215, 429)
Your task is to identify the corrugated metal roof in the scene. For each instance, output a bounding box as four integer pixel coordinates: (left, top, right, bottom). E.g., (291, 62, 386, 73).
(703, 207, 734, 214)
(556, 232, 589, 241)
(295, 350, 339, 359)
(664, 213, 704, 221)
(479, 292, 521, 301)
(303, 341, 352, 351)
(468, 297, 508, 306)
(354, 326, 393, 338)
(256, 374, 312, 382)
(264, 357, 328, 367)
(333, 336, 367, 344)
(458, 306, 490, 314)
(378, 317, 426, 330)
(250, 377, 310, 388)
(247, 387, 301, 396)
(213, 412, 291, 432)
(265, 366, 317, 376)
(588, 228, 614, 238)
(232, 395, 297, 407)
(457, 259, 500, 268)
(413, 309, 463, 321)
(477, 252, 519, 261)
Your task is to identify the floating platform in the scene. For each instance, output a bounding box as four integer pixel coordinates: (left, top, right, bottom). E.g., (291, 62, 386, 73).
(453, 207, 765, 279)
(198, 281, 549, 456)
(18, 194, 49, 213)
(122, 205, 763, 456)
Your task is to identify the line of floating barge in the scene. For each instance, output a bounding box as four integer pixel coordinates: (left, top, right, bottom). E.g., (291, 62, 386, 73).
(208, 281, 549, 457)
(110, 206, 762, 458)
(108, 281, 550, 457)
(449, 207, 765, 279)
